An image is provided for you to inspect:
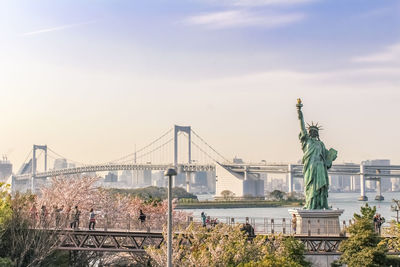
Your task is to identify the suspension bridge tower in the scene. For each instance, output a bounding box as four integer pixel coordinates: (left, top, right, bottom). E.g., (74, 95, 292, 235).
(173, 125, 192, 191)
(31, 145, 48, 192)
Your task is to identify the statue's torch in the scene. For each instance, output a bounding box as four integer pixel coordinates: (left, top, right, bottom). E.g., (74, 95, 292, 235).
(296, 98, 303, 109)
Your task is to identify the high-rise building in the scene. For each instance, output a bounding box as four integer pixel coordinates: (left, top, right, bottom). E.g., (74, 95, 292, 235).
(206, 170, 216, 193)
(104, 171, 118, 182)
(152, 171, 166, 187)
(0, 156, 12, 182)
(53, 158, 68, 170)
(132, 170, 152, 187)
(119, 170, 133, 185)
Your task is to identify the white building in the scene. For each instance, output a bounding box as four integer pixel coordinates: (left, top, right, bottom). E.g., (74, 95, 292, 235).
(215, 164, 264, 198)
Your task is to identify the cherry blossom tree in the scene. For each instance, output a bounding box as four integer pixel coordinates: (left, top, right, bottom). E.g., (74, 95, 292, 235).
(37, 176, 189, 230)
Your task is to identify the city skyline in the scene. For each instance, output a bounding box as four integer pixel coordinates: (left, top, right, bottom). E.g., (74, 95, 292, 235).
(1, 0, 399, 167)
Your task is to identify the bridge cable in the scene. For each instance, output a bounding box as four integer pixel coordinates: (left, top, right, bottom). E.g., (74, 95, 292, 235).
(21, 148, 33, 165)
(119, 137, 174, 164)
(47, 147, 87, 166)
(107, 128, 173, 163)
(191, 129, 230, 163)
(191, 140, 222, 164)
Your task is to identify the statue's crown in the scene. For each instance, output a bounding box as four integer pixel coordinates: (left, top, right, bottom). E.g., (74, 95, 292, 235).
(307, 121, 322, 131)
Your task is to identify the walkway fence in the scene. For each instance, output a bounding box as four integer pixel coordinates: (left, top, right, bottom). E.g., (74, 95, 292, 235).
(32, 212, 391, 237)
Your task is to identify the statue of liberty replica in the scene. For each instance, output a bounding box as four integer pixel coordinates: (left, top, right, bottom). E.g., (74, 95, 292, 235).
(296, 98, 337, 210)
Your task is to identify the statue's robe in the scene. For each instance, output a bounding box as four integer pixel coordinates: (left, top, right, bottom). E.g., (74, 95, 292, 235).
(299, 132, 332, 210)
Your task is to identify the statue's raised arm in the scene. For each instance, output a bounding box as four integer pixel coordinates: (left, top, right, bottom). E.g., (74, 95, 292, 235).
(296, 98, 307, 136)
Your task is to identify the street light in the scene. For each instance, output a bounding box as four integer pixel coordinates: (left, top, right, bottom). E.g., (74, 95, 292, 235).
(164, 167, 177, 267)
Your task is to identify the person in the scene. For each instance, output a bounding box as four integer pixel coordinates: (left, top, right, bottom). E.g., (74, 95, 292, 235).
(377, 214, 385, 235)
(297, 99, 337, 209)
(56, 205, 64, 228)
(241, 222, 255, 237)
(70, 206, 81, 229)
(53, 205, 63, 228)
(30, 204, 37, 225)
(88, 208, 96, 230)
(138, 209, 146, 228)
(292, 214, 297, 234)
(40, 205, 48, 227)
(201, 212, 206, 227)
(65, 206, 71, 228)
(373, 214, 379, 233)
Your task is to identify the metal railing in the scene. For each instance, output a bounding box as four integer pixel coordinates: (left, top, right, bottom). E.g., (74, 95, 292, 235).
(31, 212, 392, 238)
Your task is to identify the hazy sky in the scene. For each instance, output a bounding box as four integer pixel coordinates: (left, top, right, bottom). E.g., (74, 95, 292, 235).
(1, 0, 400, 170)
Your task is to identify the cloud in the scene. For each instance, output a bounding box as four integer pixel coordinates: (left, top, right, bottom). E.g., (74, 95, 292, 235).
(22, 21, 95, 36)
(185, 10, 305, 29)
(233, 0, 316, 7)
(352, 43, 400, 63)
(195, 67, 400, 93)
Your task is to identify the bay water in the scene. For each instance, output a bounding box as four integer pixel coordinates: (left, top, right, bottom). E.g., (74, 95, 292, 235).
(186, 192, 400, 223)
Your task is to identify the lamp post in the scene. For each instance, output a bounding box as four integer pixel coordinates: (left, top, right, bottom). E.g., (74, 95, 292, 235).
(164, 168, 177, 267)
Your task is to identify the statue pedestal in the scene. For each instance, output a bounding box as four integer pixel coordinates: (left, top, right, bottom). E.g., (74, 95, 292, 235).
(288, 209, 344, 236)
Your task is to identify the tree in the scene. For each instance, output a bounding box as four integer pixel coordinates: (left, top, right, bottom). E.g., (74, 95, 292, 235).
(0, 183, 12, 266)
(384, 213, 400, 259)
(0, 191, 61, 267)
(269, 190, 285, 201)
(109, 186, 198, 201)
(146, 223, 309, 267)
(37, 176, 189, 265)
(220, 190, 235, 200)
(338, 204, 387, 267)
(38, 176, 189, 231)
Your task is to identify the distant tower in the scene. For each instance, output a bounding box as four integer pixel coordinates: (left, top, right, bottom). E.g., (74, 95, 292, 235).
(173, 125, 192, 189)
(31, 145, 47, 192)
(173, 125, 191, 166)
(0, 156, 12, 182)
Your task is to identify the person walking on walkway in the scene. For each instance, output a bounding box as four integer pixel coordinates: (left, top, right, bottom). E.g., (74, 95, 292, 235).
(138, 209, 146, 229)
(65, 206, 71, 228)
(201, 212, 207, 227)
(377, 214, 385, 235)
(88, 208, 96, 230)
(30, 204, 37, 226)
(40, 205, 48, 227)
(292, 214, 297, 234)
(70, 206, 81, 229)
(54, 205, 63, 228)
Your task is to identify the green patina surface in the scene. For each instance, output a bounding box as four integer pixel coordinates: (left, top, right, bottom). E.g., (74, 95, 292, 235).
(297, 99, 337, 210)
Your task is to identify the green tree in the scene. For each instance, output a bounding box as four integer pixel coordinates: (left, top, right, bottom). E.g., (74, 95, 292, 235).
(146, 223, 309, 267)
(220, 190, 235, 200)
(108, 186, 198, 201)
(0, 183, 12, 229)
(269, 190, 285, 201)
(241, 236, 310, 267)
(0, 192, 61, 267)
(338, 204, 387, 267)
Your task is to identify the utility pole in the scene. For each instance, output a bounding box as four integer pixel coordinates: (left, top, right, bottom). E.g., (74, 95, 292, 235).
(164, 168, 177, 267)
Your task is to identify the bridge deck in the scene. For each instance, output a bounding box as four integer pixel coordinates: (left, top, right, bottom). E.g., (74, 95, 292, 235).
(42, 228, 394, 254)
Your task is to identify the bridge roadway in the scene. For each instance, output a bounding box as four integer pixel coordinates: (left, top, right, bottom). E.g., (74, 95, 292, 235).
(53, 229, 398, 255)
(13, 163, 400, 180)
(13, 163, 216, 180)
(225, 163, 400, 178)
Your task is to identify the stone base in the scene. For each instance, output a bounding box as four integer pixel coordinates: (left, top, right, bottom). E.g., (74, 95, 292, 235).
(375, 195, 384, 201)
(358, 195, 368, 201)
(289, 209, 344, 235)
